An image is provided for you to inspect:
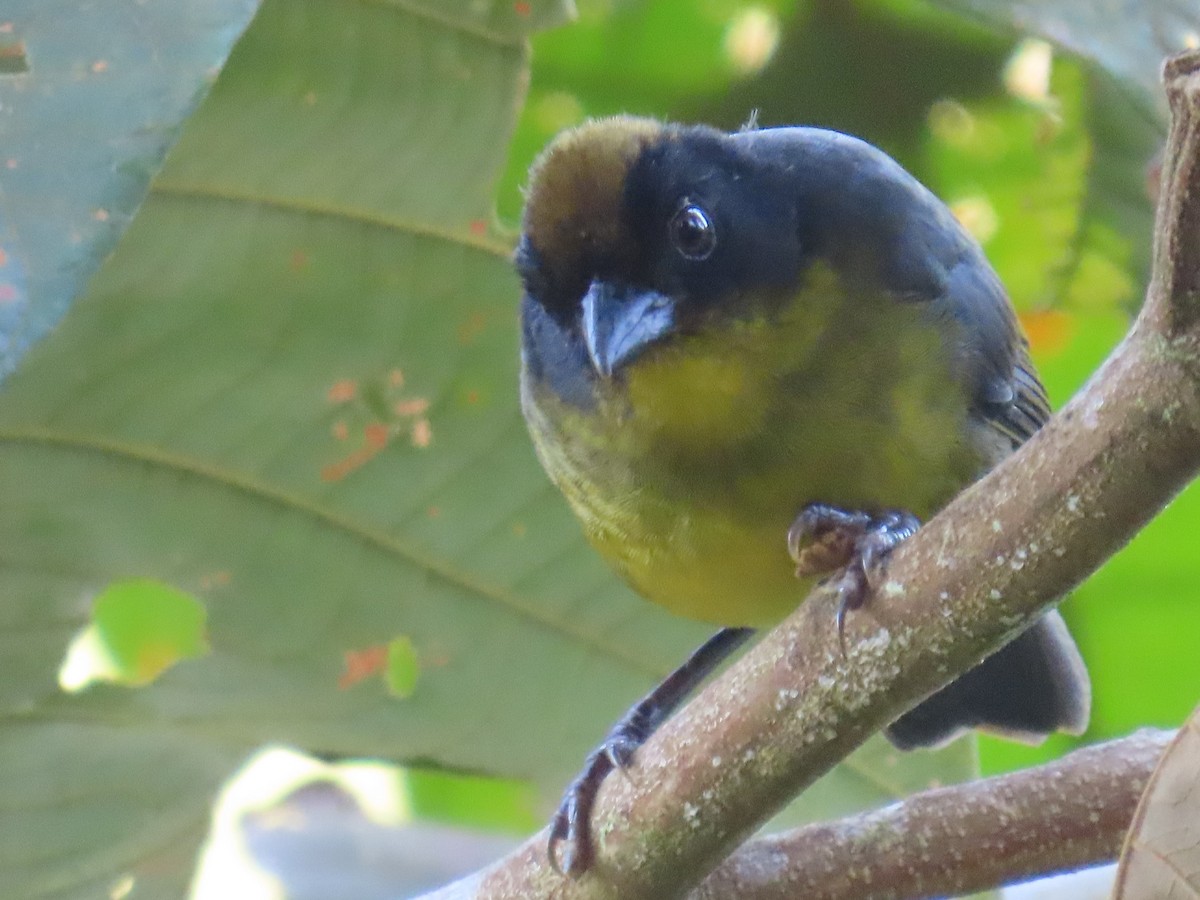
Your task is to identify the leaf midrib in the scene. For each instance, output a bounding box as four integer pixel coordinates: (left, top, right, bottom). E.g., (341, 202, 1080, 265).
(150, 179, 515, 257)
(369, 0, 532, 48)
(0, 426, 662, 679)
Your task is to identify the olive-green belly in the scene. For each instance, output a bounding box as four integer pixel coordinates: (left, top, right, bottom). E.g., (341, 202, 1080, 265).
(521, 287, 984, 627)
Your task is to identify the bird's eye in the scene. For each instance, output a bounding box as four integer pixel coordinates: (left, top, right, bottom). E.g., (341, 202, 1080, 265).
(669, 203, 716, 261)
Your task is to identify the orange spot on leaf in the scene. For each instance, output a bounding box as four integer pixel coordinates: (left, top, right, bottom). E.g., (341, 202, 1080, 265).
(511, 522, 527, 538)
(0, 247, 7, 266)
(427, 505, 441, 518)
(327, 379, 358, 403)
(289, 250, 309, 271)
(364, 422, 390, 449)
(411, 418, 432, 448)
(134, 641, 187, 683)
(321, 449, 371, 482)
(338, 645, 388, 689)
(320, 427, 389, 482)
(90, 59, 108, 73)
(389, 368, 405, 388)
(469, 218, 488, 236)
(331, 420, 349, 441)
(93, 208, 110, 222)
(393, 397, 429, 417)
(303, 91, 318, 106)
(0, 283, 18, 304)
(514, 1, 532, 16)
(465, 389, 480, 405)
(0, 23, 13, 34)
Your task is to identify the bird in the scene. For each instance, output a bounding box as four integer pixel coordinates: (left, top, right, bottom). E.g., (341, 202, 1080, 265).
(514, 115, 1090, 876)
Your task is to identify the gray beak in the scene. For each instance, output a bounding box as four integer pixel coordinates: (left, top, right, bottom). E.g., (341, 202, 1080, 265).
(580, 281, 676, 378)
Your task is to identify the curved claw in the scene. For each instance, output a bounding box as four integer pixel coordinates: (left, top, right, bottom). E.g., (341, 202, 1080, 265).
(789, 503, 921, 654)
(834, 590, 850, 655)
(546, 799, 573, 875)
(545, 712, 653, 875)
(544, 627, 754, 877)
(788, 504, 873, 576)
(832, 562, 869, 655)
(547, 748, 613, 876)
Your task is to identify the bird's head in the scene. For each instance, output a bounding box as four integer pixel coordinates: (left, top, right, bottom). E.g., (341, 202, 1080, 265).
(516, 116, 809, 395)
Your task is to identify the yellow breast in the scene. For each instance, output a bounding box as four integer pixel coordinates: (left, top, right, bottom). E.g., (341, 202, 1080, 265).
(521, 271, 982, 628)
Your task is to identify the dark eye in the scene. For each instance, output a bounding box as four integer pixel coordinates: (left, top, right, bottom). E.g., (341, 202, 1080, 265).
(669, 203, 716, 261)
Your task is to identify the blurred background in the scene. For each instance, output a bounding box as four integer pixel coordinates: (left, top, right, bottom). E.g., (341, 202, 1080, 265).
(0, 1, 1196, 897)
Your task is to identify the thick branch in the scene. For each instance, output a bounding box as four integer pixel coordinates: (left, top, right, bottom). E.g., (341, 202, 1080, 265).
(691, 729, 1173, 899)
(424, 49, 1200, 900)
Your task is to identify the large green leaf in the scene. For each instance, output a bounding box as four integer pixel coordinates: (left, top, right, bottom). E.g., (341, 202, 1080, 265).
(0, 0, 593, 895)
(0, 0, 261, 379)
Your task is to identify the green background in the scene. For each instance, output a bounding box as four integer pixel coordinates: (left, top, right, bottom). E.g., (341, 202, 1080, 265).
(0, 0, 1194, 896)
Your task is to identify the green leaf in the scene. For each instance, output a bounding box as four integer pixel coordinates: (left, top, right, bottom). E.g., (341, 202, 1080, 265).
(88, 578, 209, 687)
(0, 722, 245, 900)
(385, 635, 421, 700)
(0, 0, 589, 894)
(0, 0, 261, 379)
(402, 768, 539, 832)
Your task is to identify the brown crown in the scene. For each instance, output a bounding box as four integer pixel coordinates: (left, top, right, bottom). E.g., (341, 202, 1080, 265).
(521, 116, 665, 289)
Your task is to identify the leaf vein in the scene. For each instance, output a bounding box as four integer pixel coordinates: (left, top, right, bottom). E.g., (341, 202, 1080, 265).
(149, 179, 514, 257)
(0, 427, 660, 678)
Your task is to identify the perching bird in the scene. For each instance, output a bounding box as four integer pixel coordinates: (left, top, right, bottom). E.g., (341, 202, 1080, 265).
(515, 115, 1090, 875)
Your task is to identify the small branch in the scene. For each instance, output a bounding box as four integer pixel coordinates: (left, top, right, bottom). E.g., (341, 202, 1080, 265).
(1158, 54, 1200, 333)
(423, 49, 1200, 900)
(690, 729, 1173, 900)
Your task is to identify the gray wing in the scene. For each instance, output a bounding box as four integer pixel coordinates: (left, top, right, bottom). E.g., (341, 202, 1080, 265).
(938, 244, 1052, 456)
(979, 343, 1052, 449)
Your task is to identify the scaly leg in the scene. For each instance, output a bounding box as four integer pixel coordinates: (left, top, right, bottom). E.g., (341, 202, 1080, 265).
(548, 626, 755, 876)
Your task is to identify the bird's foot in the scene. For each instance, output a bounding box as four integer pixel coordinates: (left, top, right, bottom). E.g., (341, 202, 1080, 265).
(788, 503, 920, 650)
(546, 626, 753, 877)
(547, 707, 650, 876)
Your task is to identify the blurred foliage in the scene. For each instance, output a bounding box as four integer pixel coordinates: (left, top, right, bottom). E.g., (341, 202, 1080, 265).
(0, 0, 1196, 897)
(938, 0, 1200, 118)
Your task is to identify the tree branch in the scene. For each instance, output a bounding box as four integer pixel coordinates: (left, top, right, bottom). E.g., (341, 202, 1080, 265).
(690, 729, 1173, 900)
(422, 49, 1200, 900)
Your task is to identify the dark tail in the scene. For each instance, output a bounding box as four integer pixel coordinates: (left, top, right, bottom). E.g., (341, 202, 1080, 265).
(885, 610, 1090, 750)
